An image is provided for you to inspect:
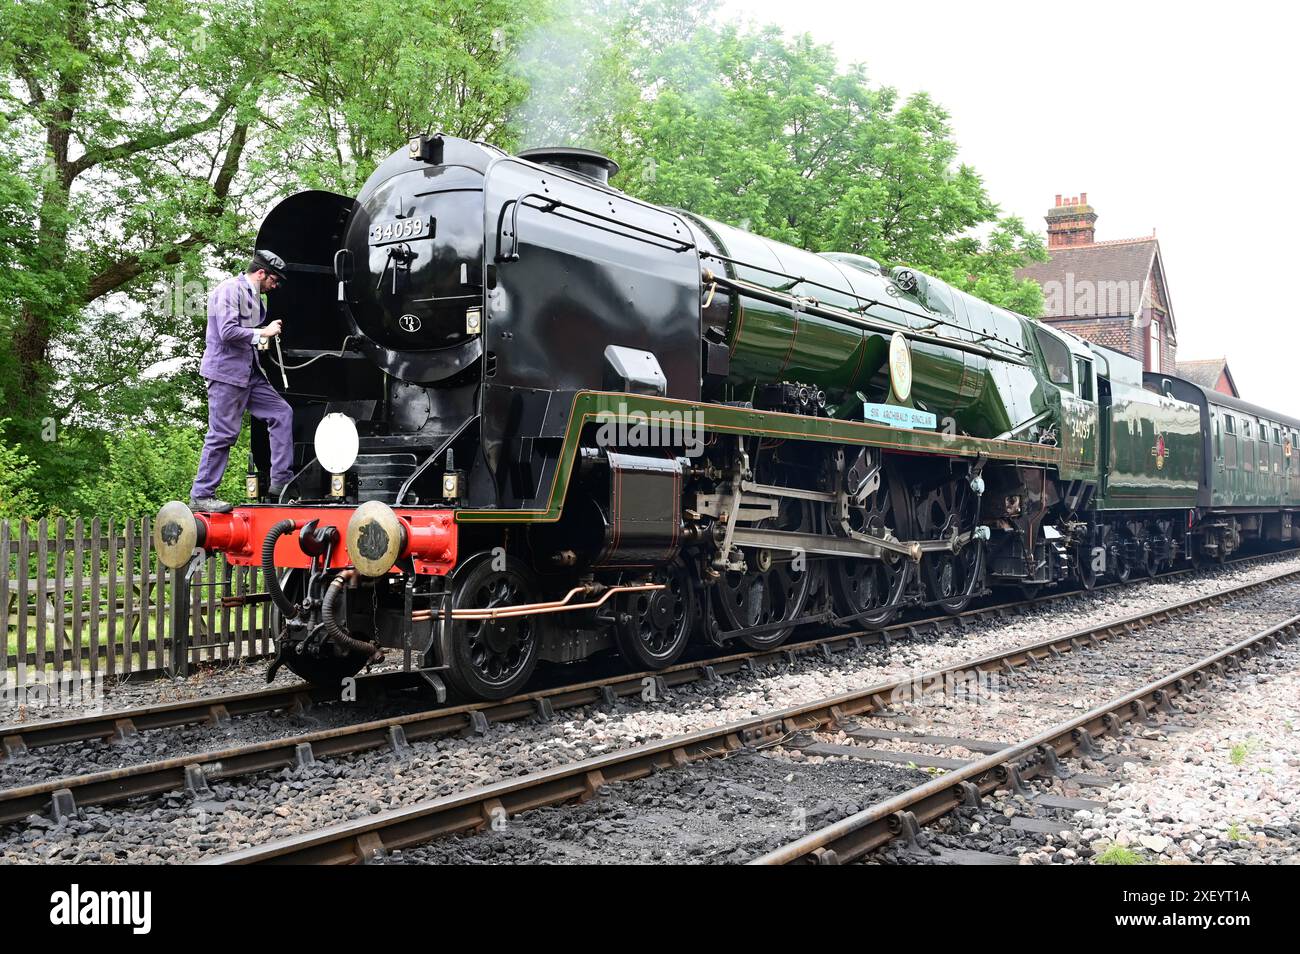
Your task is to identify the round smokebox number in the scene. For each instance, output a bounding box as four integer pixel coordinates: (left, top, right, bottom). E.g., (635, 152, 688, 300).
(398, 313, 422, 333)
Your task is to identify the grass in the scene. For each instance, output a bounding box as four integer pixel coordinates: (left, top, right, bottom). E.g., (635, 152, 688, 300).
(1095, 844, 1146, 865)
(1228, 738, 1263, 767)
(6, 604, 270, 670)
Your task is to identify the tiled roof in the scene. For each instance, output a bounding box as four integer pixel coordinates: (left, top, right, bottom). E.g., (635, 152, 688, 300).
(1177, 358, 1238, 396)
(1015, 238, 1159, 320)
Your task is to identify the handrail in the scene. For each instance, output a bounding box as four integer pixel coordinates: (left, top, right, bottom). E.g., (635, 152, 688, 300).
(495, 192, 696, 263)
(699, 250, 1033, 359)
(705, 269, 1030, 366)
(393, 415, 479, 505)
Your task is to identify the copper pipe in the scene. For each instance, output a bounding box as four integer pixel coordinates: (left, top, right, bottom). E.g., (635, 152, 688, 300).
(411, 584, 595, 620)
(412, 582, 665, 622)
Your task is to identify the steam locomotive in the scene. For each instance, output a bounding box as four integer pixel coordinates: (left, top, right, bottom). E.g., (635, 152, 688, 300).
(155, 134, 1300, 700)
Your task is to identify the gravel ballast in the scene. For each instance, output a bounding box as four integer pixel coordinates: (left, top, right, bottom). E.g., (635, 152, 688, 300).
(2, 552, 1299, 864)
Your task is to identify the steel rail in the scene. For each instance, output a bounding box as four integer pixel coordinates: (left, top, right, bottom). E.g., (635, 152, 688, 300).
(5, 555, 1290, 825)
(3, 548, 1284, 763)
(0, 588, 1105, 824)
(752, 611, 1300, 865)
(202, 563, 1300, 865)
(0, 671, 411, 760)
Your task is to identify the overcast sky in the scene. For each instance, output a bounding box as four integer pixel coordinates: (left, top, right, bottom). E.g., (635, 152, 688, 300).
(718, 0, 1298, 414)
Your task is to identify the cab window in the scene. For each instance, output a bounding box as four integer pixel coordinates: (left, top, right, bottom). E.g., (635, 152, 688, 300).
(1074, 357, 1094, 400)
(1034, 327, 1071, 387)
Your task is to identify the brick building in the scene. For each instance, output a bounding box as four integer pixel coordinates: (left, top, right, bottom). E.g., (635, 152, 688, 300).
(1016, 194, 1176, 374)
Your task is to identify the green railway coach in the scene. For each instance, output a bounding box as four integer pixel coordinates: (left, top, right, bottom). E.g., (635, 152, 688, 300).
(1158, 375, 1300, 557)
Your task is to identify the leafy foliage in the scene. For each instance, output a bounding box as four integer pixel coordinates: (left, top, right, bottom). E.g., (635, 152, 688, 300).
(599, 25, 1046, 310)
(0, 0, 537, 514)
(0, 423, 41, 519)
(0, 0, 1048, 519)
(67, 425, 251, 522)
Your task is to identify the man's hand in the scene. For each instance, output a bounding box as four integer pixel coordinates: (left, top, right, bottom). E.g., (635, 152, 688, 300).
(260, 319, 283, 338)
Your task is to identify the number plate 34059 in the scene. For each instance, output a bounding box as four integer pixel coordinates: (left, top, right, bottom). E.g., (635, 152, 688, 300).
(369, 216, 434, 245)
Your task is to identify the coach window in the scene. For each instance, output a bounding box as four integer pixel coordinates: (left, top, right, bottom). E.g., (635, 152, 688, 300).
(1243, 421, 1254, 472)
(1224, 415, 1238, 468)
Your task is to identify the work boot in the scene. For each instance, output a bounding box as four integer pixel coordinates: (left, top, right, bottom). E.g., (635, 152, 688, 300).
(266, 482, 288, 501)
(190, 496, 234, 514)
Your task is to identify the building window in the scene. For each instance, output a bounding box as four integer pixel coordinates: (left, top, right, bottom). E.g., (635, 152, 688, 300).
(1145, 317, 1161, 372)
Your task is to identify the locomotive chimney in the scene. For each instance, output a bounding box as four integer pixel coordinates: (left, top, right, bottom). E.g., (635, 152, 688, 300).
(517, 146, 620, 185)
(1045, 193, 1098, 248)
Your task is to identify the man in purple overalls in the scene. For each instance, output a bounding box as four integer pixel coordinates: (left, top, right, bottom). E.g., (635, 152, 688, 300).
(189, 250, 294, 513)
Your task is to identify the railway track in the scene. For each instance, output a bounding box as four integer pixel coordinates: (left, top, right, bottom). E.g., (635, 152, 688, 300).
(199, 562, 1300, 864)
(753, 614, 1300, 864)
(2, 553, 1293, 827)
(1, 547, 1287, 762)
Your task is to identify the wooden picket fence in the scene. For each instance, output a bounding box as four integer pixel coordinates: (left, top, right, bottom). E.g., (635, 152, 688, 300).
(2, 517, 275, 682)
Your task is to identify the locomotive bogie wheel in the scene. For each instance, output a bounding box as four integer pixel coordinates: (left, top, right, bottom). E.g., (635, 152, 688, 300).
(613, 560, 698, 670)
(1112, 550, 1132, 583)
(443, 555, 544, 701)
(1140, 544, 1158, 578)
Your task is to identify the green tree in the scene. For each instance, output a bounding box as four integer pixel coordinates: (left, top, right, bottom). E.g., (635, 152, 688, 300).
(0, 422, 41, 519)
(68, 425, 250, 521)
(593, 25, 1046, 311)
(0, 0, 540, 514)
(260, 0, 536, 195)
(0, 0, 266, 428)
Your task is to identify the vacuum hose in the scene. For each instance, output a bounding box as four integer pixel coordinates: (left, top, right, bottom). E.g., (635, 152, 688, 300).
(321, 568, 384, 662)
(263, 519, 298, 617)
